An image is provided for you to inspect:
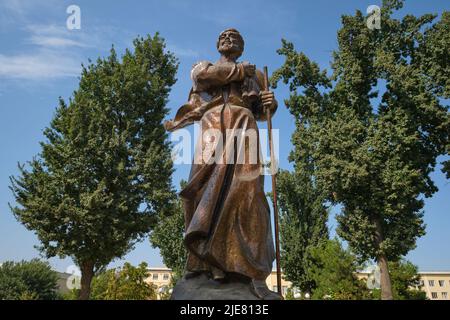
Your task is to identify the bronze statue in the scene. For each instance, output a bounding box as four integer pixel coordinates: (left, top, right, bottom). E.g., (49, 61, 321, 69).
(165, 28, 280, 300)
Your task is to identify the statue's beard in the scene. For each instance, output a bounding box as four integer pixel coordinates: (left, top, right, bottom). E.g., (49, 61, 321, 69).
(218, 44, 242, 59)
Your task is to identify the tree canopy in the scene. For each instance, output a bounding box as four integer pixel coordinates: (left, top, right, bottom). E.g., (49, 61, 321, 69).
(306, 239, 370, 300)
(0, 259, 59, 300)
(90, 262, 156, 300)
(275, 170, 329, 293)
(272, 0, 449, 299)
(9, 33, 178, 299)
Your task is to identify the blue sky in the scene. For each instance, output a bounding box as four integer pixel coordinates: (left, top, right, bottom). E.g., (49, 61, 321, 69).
(0, 0, 448, 273)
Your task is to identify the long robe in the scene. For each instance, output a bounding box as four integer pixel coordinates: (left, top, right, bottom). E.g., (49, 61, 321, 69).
(165, 60, 277, 280)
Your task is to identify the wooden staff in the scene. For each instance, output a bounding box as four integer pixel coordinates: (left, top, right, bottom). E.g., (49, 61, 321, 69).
(263, 66, 282, 295)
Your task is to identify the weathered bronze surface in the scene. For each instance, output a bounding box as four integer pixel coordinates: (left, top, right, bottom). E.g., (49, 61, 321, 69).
(165, 29, 280, 300)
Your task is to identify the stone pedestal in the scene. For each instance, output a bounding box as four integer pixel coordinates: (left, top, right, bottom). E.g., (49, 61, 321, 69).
(170, 273, 282, 300)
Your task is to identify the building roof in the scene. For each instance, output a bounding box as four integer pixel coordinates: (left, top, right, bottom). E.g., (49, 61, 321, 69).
(147, 267, 172, 271)
(418, 271, 450, 275)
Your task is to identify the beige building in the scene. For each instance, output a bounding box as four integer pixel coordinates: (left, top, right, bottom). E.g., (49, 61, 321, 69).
(417, 272, 450, 300)
(147, 267, 450, 300)
(356, 270, 450, 301)
(265, 270, 293, 297)
(145, 267, 173, 299)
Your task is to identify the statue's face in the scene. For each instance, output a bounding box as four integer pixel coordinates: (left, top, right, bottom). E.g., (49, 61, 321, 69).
(217, 30, 243, 58)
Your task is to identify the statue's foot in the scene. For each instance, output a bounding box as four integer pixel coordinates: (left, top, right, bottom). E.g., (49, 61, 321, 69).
(251, 279, 283, 300)
(211, 266, 226, 281)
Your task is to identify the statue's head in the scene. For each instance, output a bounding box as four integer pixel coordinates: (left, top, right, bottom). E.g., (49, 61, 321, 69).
(217, 28, 244, 60)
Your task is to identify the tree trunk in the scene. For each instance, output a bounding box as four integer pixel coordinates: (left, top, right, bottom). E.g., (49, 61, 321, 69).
(377, 253, 393, 300)
(79, 261, 94, 300)
(374, 218, 393, 300)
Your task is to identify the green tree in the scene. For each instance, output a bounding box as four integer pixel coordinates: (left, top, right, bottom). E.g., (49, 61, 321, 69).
(61, 288, 80, 300)
(417, 11, 450, 179)
(9, 34, 178, 300)
(306, 239, 370, 300)
(90, 262, 156, 300)
(89, 269, 114, 300)
(371, 259, 426, 300)
(150, 180, 187, 281)
(0, 259, 58, 300)
(284, 287, 296, 300)
(276, 170, 328, 293)
(272, 0, 449, 299)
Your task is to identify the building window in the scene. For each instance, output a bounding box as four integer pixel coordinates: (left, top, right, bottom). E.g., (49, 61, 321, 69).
(153, 273, 159, 280)
(431, 292, 438, 299)
(419, 280, 424, 286)
(163, 274, 169, 281)
(429, 280, 435, 287)
(442, 292, 448, 299)
(282, 286, 288, 296)
(439, 280, 445, 287)
(272, 286, 277, 292)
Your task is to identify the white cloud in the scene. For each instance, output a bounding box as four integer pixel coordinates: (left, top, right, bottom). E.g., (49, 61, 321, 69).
(167, 44, 199, 58)
(29, 35, 86, 48)
(25, 24, 93, 48)
(0, 22, 129, 80)
(0, 3, 133, 81)
(0, 51, 80, 79)
(0, 24, 86, 79)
